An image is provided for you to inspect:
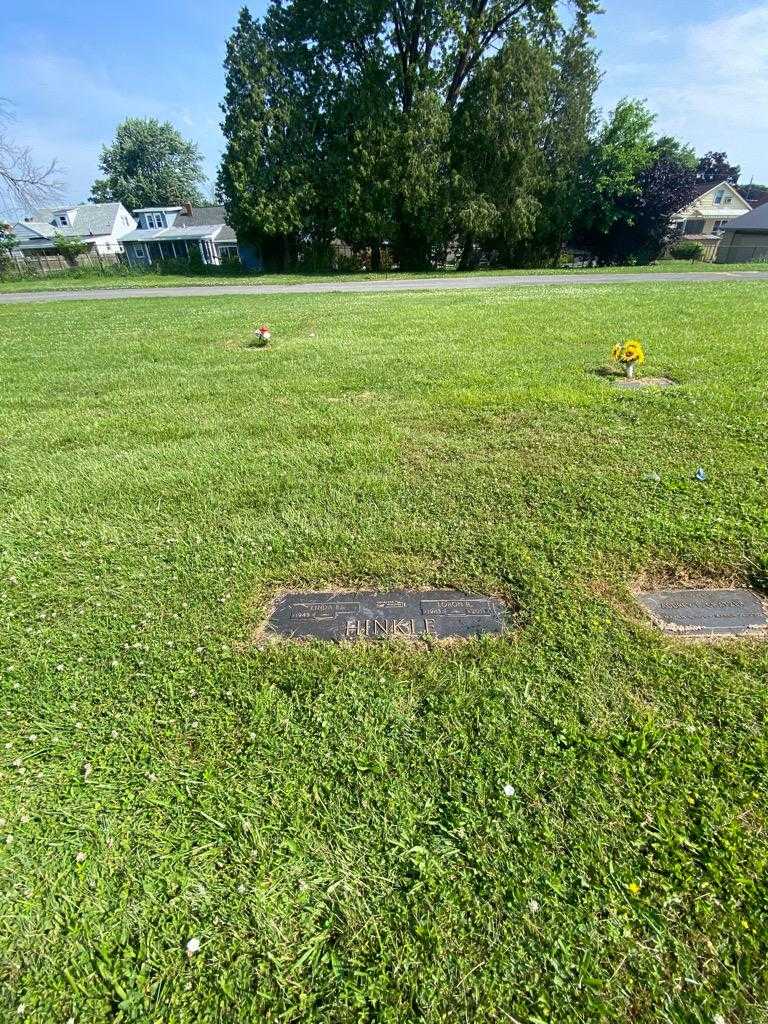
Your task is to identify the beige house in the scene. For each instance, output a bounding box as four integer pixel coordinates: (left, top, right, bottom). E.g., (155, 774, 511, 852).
(716, 203, 768, 263)
(672, 181, 751, 241)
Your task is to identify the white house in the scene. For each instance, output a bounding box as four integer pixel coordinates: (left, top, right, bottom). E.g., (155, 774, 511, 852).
(672, 181, 751, 241)
(12, 203, 136, 256)
(120, 205, 243, 267)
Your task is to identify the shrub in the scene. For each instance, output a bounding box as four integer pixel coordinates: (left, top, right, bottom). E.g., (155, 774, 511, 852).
(53, 233, 91, 265)
(669, 240, 704, 261)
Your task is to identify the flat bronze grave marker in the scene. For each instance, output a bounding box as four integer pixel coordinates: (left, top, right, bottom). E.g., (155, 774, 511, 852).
(637, 588, 768, 636)
(264, 589, 511, 642)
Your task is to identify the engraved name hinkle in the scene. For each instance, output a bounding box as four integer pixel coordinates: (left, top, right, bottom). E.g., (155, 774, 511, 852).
(345, 618, 436, 638)
(265, 589, 511, 642)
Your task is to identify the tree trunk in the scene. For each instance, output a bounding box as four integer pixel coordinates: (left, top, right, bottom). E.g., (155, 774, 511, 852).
(458, 236, 476, 270)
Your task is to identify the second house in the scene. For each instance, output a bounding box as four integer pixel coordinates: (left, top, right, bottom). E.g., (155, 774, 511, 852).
(121, 204, 244, 267)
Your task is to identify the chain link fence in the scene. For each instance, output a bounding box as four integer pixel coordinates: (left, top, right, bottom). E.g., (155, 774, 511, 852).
(0, 250, 125, 281)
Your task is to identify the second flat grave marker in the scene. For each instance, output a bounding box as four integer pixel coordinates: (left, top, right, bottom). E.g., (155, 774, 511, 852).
(637, 588, 768, 636)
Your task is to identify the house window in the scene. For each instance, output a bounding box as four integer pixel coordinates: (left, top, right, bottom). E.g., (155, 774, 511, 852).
(143, 212, 166, 229)
(714, 190, 724, 205)
(58, 215, 68, 226)
(713, 220, 728, 234)
(134, 245, 146, 258)
(217, 243, 240, 262)
(684, 219, 706, 235)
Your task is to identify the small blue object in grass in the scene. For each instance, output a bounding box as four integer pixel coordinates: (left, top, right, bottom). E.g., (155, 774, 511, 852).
(695, 468, 707, 482)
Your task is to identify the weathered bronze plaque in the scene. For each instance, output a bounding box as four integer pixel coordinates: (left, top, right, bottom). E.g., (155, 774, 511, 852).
(637, 588, 768, 636)
(264, 589, 510, 642)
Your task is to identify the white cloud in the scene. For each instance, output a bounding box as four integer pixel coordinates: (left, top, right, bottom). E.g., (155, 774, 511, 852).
(597, 3, 768, 180)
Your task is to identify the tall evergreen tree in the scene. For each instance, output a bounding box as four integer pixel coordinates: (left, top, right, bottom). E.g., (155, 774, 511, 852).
(218, 1, 600, 270)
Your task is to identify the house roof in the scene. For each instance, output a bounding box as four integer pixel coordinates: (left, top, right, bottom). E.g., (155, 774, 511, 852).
(20, 202, 127, 238)
(133, 206, 184, 213)
(172, 206, 237, 242)
(122, 225, 227, 242)
(721, 203, 768, 233)
(691, 180, 749, 204)
(17, 220, 59, 238)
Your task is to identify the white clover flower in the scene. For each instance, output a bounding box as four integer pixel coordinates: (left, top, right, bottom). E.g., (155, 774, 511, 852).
(76, 851, 86, 863)
(502, 784, 515, 798)
(528, 899, 540, 913)
(186, 937, 201, 956)
(83, 763, 92, 780)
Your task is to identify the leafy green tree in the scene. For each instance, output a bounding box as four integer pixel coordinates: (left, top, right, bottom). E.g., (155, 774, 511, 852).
(575, 100, 657, 240)
(452, 15, 598, 267)
(91, 118, 206, 210)
(655, 136, 697, 171)
(574, 104, 698, 264)
(218, 0, 600, 270)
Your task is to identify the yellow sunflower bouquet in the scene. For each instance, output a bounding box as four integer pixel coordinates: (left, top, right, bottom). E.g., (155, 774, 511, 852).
(611, 339, 645, 379)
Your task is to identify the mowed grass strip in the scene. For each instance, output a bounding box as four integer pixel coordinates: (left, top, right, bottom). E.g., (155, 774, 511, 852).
(1, 283, 767, 1023)
(2, 259, 768, 293)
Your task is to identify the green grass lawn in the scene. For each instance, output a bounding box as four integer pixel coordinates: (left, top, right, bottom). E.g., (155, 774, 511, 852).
(2, 259, 768, 292)
(2, 282, 767, 1022)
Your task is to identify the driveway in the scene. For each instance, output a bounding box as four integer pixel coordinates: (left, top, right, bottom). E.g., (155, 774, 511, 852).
(1, 270, 767, 304)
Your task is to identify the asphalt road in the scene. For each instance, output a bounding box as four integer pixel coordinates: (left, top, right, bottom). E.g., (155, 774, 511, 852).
(1, 270, 767, 304)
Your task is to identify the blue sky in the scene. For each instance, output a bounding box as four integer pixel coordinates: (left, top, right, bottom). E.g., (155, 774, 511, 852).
(2, 0, 767, 216)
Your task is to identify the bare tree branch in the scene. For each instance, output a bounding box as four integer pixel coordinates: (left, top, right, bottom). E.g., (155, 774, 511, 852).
(0, 99, 62, 216)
